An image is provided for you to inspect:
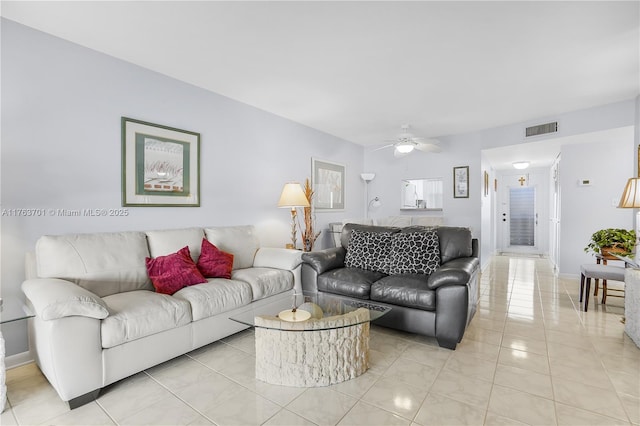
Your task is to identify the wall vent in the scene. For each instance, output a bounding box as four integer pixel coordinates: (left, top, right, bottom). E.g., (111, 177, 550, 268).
(525, 121, 558, 137)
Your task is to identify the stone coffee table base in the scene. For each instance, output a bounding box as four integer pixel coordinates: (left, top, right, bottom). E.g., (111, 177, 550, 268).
(254, 308, 370, 387)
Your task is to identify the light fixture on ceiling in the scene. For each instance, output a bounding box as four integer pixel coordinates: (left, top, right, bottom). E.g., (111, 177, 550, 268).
(512, 161, 530, 170)
(395, 142, 415, 154)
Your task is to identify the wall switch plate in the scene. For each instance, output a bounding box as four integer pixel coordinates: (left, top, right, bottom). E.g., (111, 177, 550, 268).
(578, 179, 592, 186)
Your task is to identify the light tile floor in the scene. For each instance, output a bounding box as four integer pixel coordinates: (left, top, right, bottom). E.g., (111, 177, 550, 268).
(2, 255, 639, 425)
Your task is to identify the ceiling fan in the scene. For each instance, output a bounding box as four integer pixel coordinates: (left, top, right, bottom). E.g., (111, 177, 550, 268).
(376, 124, 442, 158)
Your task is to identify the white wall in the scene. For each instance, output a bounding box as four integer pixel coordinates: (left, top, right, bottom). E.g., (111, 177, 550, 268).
(480, 153, 495, 269)
(559, 139, 634, 277)
(0, 19, 365, 355)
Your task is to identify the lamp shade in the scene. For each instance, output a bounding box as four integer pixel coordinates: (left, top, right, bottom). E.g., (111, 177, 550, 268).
(618, 177, 640, 208)
(278, 182, 310, 208)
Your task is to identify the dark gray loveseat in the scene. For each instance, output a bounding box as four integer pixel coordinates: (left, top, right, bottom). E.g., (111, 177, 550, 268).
(301, 224, 479, 349)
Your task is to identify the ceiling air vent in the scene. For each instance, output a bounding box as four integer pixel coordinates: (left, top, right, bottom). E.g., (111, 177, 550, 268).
(525, 121, 558, 137)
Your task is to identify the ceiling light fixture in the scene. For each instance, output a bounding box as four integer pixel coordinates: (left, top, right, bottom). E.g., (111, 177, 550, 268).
(395, 142, 415, 154)
(512, 161, 530, 170)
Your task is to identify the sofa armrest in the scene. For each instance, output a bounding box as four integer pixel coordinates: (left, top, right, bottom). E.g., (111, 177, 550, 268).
(301, 247, 346, 275)
(22, 278, 109, 320)
(427, 257, 479, 290)
(253, 247, 303, 271)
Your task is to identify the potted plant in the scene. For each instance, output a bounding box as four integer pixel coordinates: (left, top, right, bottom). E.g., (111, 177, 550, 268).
(584, 228, 637, 258)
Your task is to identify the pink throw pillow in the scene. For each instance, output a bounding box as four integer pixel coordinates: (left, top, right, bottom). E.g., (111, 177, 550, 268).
(197, 238, 234, 279)
(146, 246, 207, 295)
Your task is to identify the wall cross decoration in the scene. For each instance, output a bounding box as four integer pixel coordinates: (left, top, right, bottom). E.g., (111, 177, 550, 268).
(518, 176, 526, 186)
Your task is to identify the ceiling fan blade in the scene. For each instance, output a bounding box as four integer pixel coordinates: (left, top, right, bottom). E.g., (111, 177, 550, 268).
(415, 140, 443, 153)
(373, 143, 395, 152)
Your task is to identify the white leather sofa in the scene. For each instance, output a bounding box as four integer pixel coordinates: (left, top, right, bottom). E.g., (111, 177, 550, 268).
(21, 225, 301, 409)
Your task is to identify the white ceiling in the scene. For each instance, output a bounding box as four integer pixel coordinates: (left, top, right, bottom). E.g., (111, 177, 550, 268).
(2, 1, 639, 168)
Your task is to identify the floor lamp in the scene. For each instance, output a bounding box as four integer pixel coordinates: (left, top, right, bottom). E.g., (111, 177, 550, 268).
(278, 182, 310, 250)
(361, 173, 375, 218)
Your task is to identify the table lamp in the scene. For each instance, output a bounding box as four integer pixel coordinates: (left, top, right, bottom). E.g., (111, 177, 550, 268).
(278, 182, 310, 249)
(618, 175, 640, 264)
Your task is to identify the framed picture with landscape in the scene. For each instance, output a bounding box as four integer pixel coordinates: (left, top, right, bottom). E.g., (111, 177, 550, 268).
(312, 158, 346, 211)
(122, 117, 200, 207)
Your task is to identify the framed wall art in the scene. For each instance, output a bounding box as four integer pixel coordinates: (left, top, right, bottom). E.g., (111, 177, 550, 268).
(453, 166, 469, 198)
(122, 117, 200, 207)
(483, 170, 489, 197)
(312, 158, 346, 211)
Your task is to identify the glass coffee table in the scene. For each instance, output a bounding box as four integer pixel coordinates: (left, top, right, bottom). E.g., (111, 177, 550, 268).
(229, 292, 390, 387)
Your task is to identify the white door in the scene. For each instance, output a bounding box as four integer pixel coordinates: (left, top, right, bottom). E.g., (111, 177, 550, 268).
(497, 171, 548, 255)
(507, 186, 537, 248)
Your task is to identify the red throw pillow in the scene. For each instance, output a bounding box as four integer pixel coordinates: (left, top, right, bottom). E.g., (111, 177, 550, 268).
(146, 246, 207, 295)
(197, 238, 234, 279)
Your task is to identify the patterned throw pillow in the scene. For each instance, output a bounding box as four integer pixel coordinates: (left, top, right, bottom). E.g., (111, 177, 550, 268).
(345, 230, 394, 274)
(388, 231, 440, 275)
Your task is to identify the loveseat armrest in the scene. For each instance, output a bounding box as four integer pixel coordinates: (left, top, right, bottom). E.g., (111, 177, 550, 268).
(253, 247, 303, 271)
(22, 278, 110, 321)
(301, 247, 346, 275)
(427, 257, 479, 290)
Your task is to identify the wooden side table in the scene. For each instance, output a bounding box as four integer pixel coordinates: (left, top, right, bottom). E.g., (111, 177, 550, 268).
(594, 253, 627, 304)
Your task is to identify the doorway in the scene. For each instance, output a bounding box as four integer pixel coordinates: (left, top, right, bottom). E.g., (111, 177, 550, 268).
(508, 186, 536, 247)
(497, 171, 548, 255)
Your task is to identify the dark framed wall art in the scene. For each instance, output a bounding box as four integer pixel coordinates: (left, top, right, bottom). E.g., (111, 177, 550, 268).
(453, 166, 469, 198)
(122, 117, 200, 206)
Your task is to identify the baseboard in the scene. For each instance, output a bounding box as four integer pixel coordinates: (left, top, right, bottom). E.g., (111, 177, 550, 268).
(5, 351, 33, 369)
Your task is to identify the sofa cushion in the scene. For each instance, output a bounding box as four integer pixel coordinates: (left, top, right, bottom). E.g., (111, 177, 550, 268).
(197, 239, 234, 279)
(318, 267, 386, 299)
(388, 231, 440, 275)
(231, 267, 294, 301)
(146, 246, 207, 295)
(376, 216, 412, 227)
(205, 226, 259, 270)
(371, 274, 435, 311)
(174, 279, 253, 321)
(145, 228, 205, 261)
(36, 231, 153, 297)
(340, 223, 399, 250)
(345, 229, 394, 273)
(101, 290, 192, 348)
(436, 227, 473, 264)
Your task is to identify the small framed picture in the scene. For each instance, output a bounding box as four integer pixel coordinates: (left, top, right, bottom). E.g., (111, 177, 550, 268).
(122, 117, 200, 207)
(453, 166, 469, 198)
(312, 158, 346, 211)
(483, 170, 489, 197)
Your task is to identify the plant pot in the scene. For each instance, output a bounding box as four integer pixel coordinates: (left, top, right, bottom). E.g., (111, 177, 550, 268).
(600, 246, 628, 260)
